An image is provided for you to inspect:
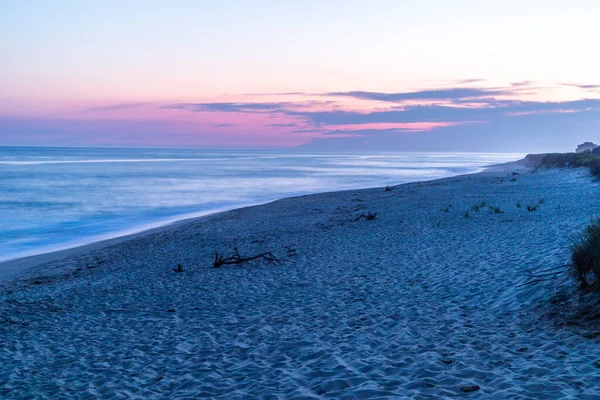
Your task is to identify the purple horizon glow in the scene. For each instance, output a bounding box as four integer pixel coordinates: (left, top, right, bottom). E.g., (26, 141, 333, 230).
(3, 84, 600, 150)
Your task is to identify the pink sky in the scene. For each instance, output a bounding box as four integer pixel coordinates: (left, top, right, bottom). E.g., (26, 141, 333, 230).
(2, 1, 600, 150)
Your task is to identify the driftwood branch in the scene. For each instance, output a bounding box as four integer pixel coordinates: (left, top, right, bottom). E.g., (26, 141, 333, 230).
(518, 278, 557, 287)
(524, 271, 564, 278)
(518, 263, 570, 287)
(355, 212, 377, 221)
(213, 247, 282, 268)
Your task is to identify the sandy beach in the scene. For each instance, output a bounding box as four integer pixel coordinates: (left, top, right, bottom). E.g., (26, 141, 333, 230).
(1, 165, 600, 398)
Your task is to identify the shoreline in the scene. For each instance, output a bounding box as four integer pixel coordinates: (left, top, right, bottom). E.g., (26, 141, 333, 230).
(0, 205, 255, 281)
(0, 161, 523, 281)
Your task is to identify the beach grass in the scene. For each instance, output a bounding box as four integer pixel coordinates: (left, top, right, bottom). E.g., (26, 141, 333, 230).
(526, 151, 600, 179)
(571, 217, 600, 291)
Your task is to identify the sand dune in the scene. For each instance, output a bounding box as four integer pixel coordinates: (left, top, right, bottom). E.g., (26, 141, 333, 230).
(1, 167, 600, 398)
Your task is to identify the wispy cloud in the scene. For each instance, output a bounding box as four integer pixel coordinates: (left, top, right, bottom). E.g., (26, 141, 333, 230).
(290, 99, 600, 126)
(454, 79, 485, 84)
(243, 92, 307, 96)
(163, 100, 335, 114)
(563, 83, 600, 89)
(108, 83, 600, 150)
(83, 102, 149, 113)
(510, 81, 532, 87)
(163, 102, 293, 113)
(325, 88, 511, 102)
(267, 123, 299, 128)
(6, 80, 600, 151)
(160, 86, 600, 147)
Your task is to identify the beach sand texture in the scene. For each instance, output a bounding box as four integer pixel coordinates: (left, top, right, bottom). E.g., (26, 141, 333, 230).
(1, 168, 600, 398)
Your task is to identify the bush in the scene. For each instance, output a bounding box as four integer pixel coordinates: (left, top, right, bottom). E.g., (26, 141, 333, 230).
(571, 217, 600, 291)
(527, 152, 600, 179)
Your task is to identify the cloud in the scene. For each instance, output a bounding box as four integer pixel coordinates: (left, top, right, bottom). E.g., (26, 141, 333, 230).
(83, 102, 149, 112)
(163, 100, 335, 114)
(298, 109, 600, 153)
(290, 99, 600, 125)
(325, 88, 512, 102)
(510, 81, 532, 87)
(290, 128, 325, 134)
(139, 84, 600, 151)
(562, 83, 600, 90)
(454, 79, 485, 84)
(243, 92, 306, 96)
(6, 81, 600, 152)
(267, 123, 299, 128)
(165, 97, 600, 127)
(163, 102, 293, 113)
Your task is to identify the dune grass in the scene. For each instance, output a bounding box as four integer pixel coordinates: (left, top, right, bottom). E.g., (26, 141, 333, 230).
(526, 151, 600, 179)
(571, 217, 600, 292)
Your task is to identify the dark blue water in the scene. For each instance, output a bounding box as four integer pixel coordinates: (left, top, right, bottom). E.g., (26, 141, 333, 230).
(0, 147, 522, 261)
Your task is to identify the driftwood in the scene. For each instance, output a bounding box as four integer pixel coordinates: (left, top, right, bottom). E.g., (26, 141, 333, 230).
(355, 212, 377, 221)
(518, 263, 570, 287)
(213, 248, 282, 268)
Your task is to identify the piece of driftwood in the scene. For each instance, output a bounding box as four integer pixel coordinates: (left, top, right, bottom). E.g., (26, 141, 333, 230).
(518, 263, 570, 287)
(355, 212, 377, 221)
(213, 248, 281, 268)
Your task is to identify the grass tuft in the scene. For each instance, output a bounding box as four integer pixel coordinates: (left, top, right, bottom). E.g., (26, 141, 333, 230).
(571, 217, 600, 291)
(173, 263, 185, 273)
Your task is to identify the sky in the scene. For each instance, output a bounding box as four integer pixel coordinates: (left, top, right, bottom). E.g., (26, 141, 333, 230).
(1, 0, 600, 151)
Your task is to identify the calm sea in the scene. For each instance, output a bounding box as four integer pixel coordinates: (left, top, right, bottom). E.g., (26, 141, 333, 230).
(0, 147, 522, 262)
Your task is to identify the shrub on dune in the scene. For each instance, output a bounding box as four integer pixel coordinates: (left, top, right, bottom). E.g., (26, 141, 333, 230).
(529, 152, 600, 179)
(571, 217, 600, 292)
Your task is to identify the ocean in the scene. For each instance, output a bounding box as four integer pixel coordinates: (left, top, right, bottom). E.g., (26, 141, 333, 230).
(0, 147, 522, 262)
